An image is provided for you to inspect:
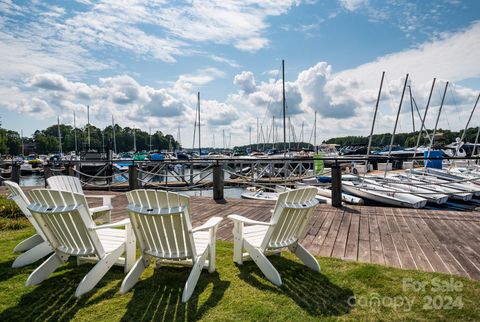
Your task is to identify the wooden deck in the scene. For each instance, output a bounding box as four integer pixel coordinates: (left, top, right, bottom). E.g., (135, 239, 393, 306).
(3, 187, 480, 279)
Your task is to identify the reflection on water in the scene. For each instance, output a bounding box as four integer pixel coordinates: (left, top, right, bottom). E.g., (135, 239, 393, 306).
(179, 187, 244, 199)
(20, 175, 45, 187)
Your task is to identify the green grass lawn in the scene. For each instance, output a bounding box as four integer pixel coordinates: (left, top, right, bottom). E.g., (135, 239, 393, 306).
(0, 227, 479, 321)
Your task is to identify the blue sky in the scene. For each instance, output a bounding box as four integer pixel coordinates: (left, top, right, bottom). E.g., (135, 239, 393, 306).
(1, 0, 480, 147)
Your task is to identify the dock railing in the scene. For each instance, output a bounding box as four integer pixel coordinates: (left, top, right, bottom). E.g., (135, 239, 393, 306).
(1, 155, 480, 207)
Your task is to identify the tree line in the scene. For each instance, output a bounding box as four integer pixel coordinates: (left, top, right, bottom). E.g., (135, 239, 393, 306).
(324, 127, 480, 147)
(0, 124, 180, 155)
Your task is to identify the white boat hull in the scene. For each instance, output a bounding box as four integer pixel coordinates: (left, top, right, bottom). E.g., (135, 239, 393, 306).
(342, 181, 428, 209)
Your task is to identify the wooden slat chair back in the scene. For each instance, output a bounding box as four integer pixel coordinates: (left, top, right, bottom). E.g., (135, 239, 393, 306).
(5, 181, 43, 235)
(26, 189, 135, 297)
(4, 181, 53, 267)
(228, 187, 320, 286)
(126, 189, 194, 259)
(47, 175, 84, 194)
(47, 175, 113, 223)
(121, 189, 223, 302)
(28, 189, 98, 256)
(263, 188, 319, 250)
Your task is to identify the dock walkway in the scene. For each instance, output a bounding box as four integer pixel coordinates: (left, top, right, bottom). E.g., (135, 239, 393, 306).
(3, 187, 480, 279)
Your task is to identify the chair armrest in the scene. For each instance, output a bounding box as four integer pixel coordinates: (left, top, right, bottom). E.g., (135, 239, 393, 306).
(227, 214, 272, 226)
(90, 218, 130, 230)
(191, 217, 223, 232)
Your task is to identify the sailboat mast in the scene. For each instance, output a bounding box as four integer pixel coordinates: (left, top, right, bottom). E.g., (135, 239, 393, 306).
(149, 127, 152, 152)
(413, 78, 436, 159)
(314, 111, 317, 152)
(472, 126, 480, 157)
(282, 59, 286, 152)
(197, 92, 201, 156)
(133, 126, 136, 152)
(272, 116, 275, 149)
(74, 112, 78, 156)
(458, 93, 480, 155)
(21, 129, 24, 156)
(87, 105, 90, 151)
(111, 115, 117, 154)
(426, 81, 449, 161)
(408, 86, 415, 132)
(249, 126, 252, 147)
(366, 72, 385, 158)
(192, 97, 198, 151)
(384, 73, 409, 178)
(256, 117, 259, 151)
(57, 116, 62, 154)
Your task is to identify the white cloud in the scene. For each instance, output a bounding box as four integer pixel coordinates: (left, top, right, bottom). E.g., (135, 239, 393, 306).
(233, 71, 257, 94)
(339, 0, 368, 12)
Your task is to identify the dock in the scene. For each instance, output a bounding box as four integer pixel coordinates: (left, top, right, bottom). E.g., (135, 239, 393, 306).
(3, 187, 480, 280)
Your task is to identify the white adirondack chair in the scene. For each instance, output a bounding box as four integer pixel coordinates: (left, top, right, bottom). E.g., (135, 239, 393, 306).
(26, 189, 136, 297)
(4, 181, 54, 268)
(228, 187, 320, 286)
(47, 175, 113, 222)
(120, 190, 222, 302)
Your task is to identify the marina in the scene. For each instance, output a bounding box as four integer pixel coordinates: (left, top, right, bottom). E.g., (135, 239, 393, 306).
(2, 1, 480, 320)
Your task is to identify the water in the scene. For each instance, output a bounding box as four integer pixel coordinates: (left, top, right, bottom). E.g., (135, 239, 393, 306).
(179, 187, 244, 199)
(20, 175, 45, 187)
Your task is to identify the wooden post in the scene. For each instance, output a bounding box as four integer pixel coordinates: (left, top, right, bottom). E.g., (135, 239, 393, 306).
(43, 164, 52, 187)
(11, 163, 21, 184)
(66, 163, 74, 176)
(128, 164, 139, 190)
(189, 163, 194, 184)
(331, 164, 342, 207)
(213, 162, 224, 201)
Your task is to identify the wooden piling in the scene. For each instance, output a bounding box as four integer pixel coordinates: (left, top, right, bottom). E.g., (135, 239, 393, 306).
(331, 164, 342, 207)
(128, 164, 139, 190)
(11, 164, 20, 184)
(213, 163, 224, 201)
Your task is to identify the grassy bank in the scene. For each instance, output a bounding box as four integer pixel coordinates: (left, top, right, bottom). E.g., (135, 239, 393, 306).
(0, 227, 479, 321)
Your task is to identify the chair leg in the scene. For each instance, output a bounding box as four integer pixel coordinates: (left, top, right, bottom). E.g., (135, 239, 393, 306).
(182, 250, 208, 303)
(124, 223, 136, 273)
(208, 228, 217, 273)
(244, 242, 282, 286)
(26, 253, 68, 286)
(232, 223, 244, 265)
(13, 234, 44, 253)
(75, 245, 124, 297)
(120, 256, 149, 294)
(12, 241, 53, 268)
(289, 243, 320, 272)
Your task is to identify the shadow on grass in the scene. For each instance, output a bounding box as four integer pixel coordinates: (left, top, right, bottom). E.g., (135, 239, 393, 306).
(237, 256, 354, 317)
(0, 260, 122, 322)
(121, 265, 230, 321)
(0, 260, 21, 283)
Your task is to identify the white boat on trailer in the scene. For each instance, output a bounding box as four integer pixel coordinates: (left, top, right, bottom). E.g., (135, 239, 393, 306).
(295, 182, 364, 205)
(368, 176, 449, 205)
(406, 169, 480, 197)
(342, 180, 428, 209)
(241, 189, 279, 201)
(397, 173, 473, 201)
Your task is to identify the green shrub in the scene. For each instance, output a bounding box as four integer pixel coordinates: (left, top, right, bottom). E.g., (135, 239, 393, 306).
(0, 217, 29, 230)
(0, 195, 23, 219)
